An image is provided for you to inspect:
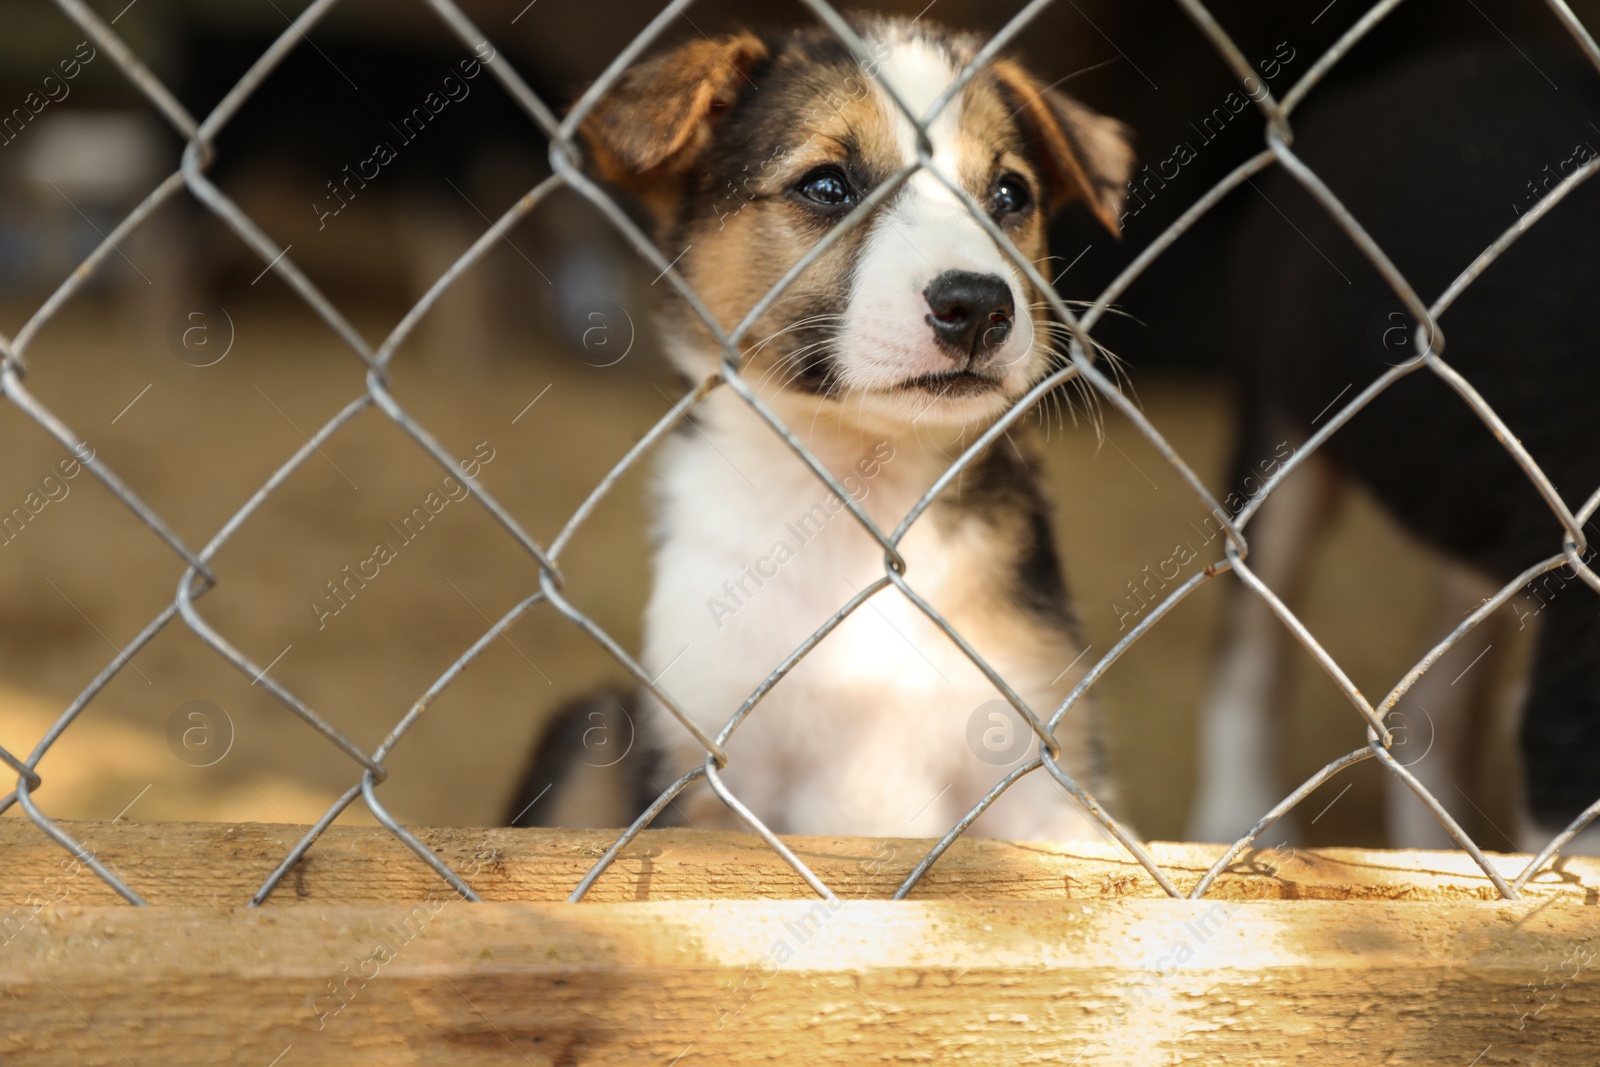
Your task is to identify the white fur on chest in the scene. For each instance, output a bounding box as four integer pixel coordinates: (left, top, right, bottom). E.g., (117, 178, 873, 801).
(640, 392, 1099, 841)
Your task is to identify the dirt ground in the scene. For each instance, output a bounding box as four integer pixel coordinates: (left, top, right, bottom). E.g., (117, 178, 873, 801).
(0, 294, 1529, 849)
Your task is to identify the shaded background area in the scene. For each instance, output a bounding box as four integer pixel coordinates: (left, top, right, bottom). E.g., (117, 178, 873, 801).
(0, 0, 1582, 846)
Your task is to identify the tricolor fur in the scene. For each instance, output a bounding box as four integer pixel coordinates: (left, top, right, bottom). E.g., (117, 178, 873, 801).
(511, 18, 1136, 840)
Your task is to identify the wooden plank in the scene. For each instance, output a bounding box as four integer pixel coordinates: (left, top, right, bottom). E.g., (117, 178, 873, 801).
(2, 819, 1595, 906)
(3, 899, 1596, 1065)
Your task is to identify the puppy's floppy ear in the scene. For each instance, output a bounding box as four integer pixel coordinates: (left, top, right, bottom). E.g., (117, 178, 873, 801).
(580, 33, 768, 185)
(990, 59, 1135, 235)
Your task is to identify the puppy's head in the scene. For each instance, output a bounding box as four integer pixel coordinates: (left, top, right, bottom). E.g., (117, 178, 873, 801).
(580, 18, 1133, 428)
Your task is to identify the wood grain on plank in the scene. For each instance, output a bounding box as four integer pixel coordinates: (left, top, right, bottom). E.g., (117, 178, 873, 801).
(3, 899, 1596, 1066)
(1, 818, 1595, 906)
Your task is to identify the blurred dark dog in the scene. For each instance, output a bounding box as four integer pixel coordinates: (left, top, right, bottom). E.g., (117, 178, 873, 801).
(1191, 45, 1600, 851)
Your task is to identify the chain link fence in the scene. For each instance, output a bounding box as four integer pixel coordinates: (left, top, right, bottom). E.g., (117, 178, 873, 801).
(2, 0, 1598, 911)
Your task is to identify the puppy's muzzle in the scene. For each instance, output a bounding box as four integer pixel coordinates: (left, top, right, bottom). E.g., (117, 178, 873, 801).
(924, 270, 1014, 362)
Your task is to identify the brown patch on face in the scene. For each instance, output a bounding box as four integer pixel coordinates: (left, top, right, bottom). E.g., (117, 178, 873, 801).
(654, 31, 913, 395)
(987, 58, 1136, 235)
(580, 33, 770, 224)
(953, 72, 1057, 275)
(579, 22, 1135, 400)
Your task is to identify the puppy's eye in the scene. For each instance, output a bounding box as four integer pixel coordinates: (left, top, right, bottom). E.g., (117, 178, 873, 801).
(796, 168, 856, 208)
(989, 173, 1032, 216)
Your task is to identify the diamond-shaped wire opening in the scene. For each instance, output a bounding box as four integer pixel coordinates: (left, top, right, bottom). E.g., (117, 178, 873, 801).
(4, 0, 1599, 913)
(1165, 0, 1600, 898)
(548, 0, 1192, 901)
(0, 0, 582, 903)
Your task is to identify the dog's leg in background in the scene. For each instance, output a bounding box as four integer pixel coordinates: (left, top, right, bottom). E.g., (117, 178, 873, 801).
(1517, 587, 1600, 855)
(505, 689, 656, 829)
(1382, 562, 1499, 850)
(1188, 448, 1342, 845)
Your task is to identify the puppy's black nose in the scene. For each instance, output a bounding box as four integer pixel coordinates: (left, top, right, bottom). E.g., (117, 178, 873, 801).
(924, 270, 1014, 361)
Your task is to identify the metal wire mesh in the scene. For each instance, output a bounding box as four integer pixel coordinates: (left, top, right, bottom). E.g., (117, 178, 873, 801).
(3, 0, 1599, 910)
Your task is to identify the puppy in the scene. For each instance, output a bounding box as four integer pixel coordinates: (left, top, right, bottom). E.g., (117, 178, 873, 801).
(507, 18, 1135, 840)
(1189, 45, 1600, 851)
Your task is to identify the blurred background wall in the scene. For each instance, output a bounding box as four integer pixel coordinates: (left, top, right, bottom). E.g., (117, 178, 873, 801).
(1, 0, 1588, 845)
